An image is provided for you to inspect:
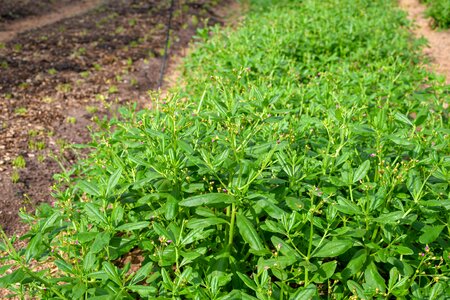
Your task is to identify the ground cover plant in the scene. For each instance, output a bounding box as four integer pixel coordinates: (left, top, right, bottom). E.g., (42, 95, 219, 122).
(1, 0, 450, 298)
(420, 0, 450, 29)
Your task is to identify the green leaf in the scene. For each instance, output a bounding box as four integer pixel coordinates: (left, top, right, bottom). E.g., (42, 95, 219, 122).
(103, 261, 122, 287)
(290, 284, 317, 300)
(258, 256, 297, 270)
(164, 196, 178, 220)
(179, 193, 235, 207)
(116, 221, 150, 231)
(419, 225, 445, 244)
(388, 267, 399, 290)
(335, 196, 362, 215)
(106, 167, 122, 196)
(394, 112, 413, 126)
(342, 249, 367, 279)
(257, 200, 287, 219)
(40, 211, 60, 232)
(25, 233, 43, 263)
(236, 214, 265, 252)
(84, 203, 108, 225)
(111, 206, 124, 226)
(237, 272, 257, 291)
(430, 282, 444, 300)
(130, 262, 153, 286)
(374, 211, 404, 224)
(364, 261, 386, 293)
(312, 239, 352, 257)
(271, 236, 302, 259)
(83, 252, 97, 272)
(407, 170, 423, 201)
(91, 232, 110, 254)
(393, 246, 414, 255)
(55, 259, 74, 273)
(78, 180, 101, 197)
(347, 280, 367, 299)
(313, 261, 337, 283)
(186, 217, 228, 229)
(0, 264, 12, 275)
(353, 160, 370, 183)
(127, 285, 157, 297)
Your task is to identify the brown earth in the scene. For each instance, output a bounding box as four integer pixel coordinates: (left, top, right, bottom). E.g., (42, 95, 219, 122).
(399, 0, 450, 84)
(0, 0, 103, 43)
(0, 0, 237, 235)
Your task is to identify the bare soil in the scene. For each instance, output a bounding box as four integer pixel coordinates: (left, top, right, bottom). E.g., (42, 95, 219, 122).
(399, 0, 450, 84)
(0, 0, 236, 235)
(0, 0, 103, 43)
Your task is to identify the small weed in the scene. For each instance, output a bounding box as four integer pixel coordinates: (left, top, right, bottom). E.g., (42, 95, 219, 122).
(130, 78, 139, 87)
(13, 44, 22, 52)
(80, 71, 90, 79)
(128, 18, 137, 27)
(66, 117, 77, 124)
(115, 26, 125, 34)
(108, 85, 118, 94)
(72, 47, 86, 57)
(57, 83, 72, 93)
(47, 68, 57, 75)
(10, 170, 20, 183)
(12, 155, 26, 169)
(93, 63, 102, 71)
(14, 107, 27, 116)
(86, 106, 98, 114)
(42, 96, 54, 103)
(18, 82, 29, 89)
(37, 154, 46, 163)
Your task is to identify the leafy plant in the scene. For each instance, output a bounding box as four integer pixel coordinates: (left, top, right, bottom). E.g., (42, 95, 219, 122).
(425, 0, 450, 29)
(1, 0, 449, 299)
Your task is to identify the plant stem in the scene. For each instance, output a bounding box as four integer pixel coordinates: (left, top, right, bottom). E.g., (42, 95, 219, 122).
(228, 203, 237, 247)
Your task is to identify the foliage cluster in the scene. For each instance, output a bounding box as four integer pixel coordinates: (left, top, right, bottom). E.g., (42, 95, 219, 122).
(421, 0, 450, 28)
(1, 0, 450, 299)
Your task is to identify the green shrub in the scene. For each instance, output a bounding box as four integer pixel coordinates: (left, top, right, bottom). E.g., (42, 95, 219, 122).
(1, 0, 449, 299)
(426, 0, 450, 29)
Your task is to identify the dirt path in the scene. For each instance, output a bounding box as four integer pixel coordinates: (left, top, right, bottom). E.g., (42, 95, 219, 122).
(0, 0, 104, 43)
(398, 0, 450, 84)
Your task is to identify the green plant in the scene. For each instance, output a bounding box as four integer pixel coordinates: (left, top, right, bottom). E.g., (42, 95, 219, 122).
(10, 169, 20, 183)
(425, 0, 450, 29)
(14, 107, 27, 116)
(66, 117, 77, 125)
(1, 0, 449, 299)
(80, 71, 90, 79)
(57, 83, 72, 93)
(12, 155, 26, 169)
(86, 106, 98, 114)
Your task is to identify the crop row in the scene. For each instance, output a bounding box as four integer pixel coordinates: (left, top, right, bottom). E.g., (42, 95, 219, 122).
(1, 0, 449, 299)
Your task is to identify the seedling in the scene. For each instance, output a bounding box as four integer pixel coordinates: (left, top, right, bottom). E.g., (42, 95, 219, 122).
(12, 155, 26, 169)
(86, 106, 98, 114)
(42, 96, 54, 103)
(14, 107, 27, 116)
(66, 117, 77, 124)
(57, 83, 72, 93)
(80, 71, 90, 79)
(10, 170, 20, 183)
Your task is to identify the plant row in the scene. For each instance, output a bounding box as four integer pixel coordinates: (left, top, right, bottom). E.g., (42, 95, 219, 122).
(1, 0, 450, 299)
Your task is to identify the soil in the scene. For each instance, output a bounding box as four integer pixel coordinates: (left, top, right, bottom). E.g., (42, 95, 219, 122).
(0, 0, 237, 235)
(399, 0, 450, 84)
